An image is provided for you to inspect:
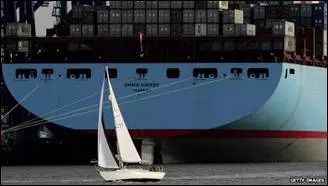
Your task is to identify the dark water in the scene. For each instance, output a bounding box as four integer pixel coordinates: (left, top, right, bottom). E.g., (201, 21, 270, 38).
(1, 162, 327, 185)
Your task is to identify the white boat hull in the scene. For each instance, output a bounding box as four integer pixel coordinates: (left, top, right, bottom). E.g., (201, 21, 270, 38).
(99, 168, 165, 182)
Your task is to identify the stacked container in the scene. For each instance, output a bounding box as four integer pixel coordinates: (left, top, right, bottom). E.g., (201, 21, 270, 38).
(312, 2, 327, 29)
(235, 24, 256, 36)
(5, 23, 32, 37)
(315, 29, 327, 57)
(272, 21, 296, 52)
(70, 24, 82, 37)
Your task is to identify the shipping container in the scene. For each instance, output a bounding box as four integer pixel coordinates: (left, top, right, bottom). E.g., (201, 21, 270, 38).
(312, 2, 327, 17)
(207, 24, 220, 36)
(134, 1, 145, 9)
(253, 19, 266, 27)
(253, 6, 266, 19)
(195, 23, 207, 36)
(300, 4, 313, 17)
(235, 24, 256, 36)
(195, 1, 207, 9)
(240, 4, 252, 18)
(312, 16, 328, 29)
(273, 36, 296, 52)
(208, 1, 219, 8)
(146, 1, 158, 8)
(146, 10, 158, 23)
(122, 1, 133, 9)
(272, 21, 295, 37)
(158, 1, 170, 8)
(315, 29, 327, 44)
(244, 18, 252, 24)
(97, 24, 109, 36)
(109, 1, 121, 9)
(146, 24, 158, 37)
(109, 24, 121, 37)
(122, 24, 133, 36)
(159, 10, 170, 23)
(248, 41, 260, 50)
(265, 19, 280, 28)
(212, 41, 223, 51)
(158, 24, 170, 36)
(171, 1, 182, 8)
(183, 9, 195, 23)
(72, 5, 83, 18)
(82, 25, 94, 37)
(224, 41, 235, 51)
(265, 5, 288, 19)
(134, 10, 145, 23)
(17, 41, 29, 52)
(5, 23, 32, 37)
(70, 24, 81, 37)
(222, 9, 243, 24)
(122, 10, 133, 23)
(218, 1, 229, 10)
(171, 9, 183, 23)
(97, 8, 109, 23)
(171, 24, 182, 37)
(261, 40, 272, 51)
(288, 4, 301, 17)
(183, 1, 194, 8)
(207, 9, 219, 23)
(196, 10, 207, 23)
(110, 10, 121, 23)
(222, 24, 235, 36)
(183, 24, 195, 36)
(315, 43, 328, 57)
(300, 18, 312, 27)
(236, 41, 248, 50)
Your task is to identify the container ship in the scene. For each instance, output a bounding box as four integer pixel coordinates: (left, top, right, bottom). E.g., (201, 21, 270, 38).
(1, 1, 327, 164)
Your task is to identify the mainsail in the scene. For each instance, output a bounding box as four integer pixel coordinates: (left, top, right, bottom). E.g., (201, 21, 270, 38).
(97, 78, 119, 169)
(105, 66, 142, 164)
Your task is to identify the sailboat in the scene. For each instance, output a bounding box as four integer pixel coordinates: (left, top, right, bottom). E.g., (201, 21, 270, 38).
(96, 66, 166, 182)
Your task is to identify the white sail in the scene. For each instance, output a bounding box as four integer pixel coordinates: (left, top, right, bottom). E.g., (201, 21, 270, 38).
(105, 67, 142, 164)
(98, 78, 119, 169)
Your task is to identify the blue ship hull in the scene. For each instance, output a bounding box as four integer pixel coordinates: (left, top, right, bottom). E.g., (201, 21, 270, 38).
(2, 62, 326, 136)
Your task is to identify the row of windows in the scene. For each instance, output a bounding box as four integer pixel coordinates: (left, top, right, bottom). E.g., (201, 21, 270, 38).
(15, 67, 274, 80)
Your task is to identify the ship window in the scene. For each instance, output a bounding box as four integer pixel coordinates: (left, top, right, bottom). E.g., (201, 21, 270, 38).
(193, 68, 218, 79)
(247, 68, 269, 79)
(289, 68, 295, 74)
(15, 69, 37, 79)
(67, 68, 91, 79)
(105, 68, 118, 78)
(167, 68, 180, 78)
(136, 68, 148, 78)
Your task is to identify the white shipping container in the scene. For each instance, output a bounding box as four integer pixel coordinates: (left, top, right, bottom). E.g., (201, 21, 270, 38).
(70, 24, 81, 37)
(122, 24, 133, 36)
(159, 10, 170, 23)
(222, 24, 235, 36)
(196, 10, 207, 23)
(171, 1, 182, 8)
(6, 23, 32, 37)
(195, 24, 207, 36)
(183, 9, 195, 23)
(110, 24, 122, 37)
(82, 25, 94, 37)
(122, 10, 133, 23)
(273, 37, 296, 52)
(110, 10, 121, 23)
(235, 24, 256, 36)
(183, 1, 194, 8)
(207, 24, 220, 36)
(134, 10, 145, 23)
(223, 9, 243, 24)
(218, 1, 229, 10)
(146, 10, 158, 23)
(272, 21, 295, 37)
(146, 24, 158, 37)
(158, 24, 170, 36)
(207, 10, 219, 23)
(97, 24, 109, 36)
(183, 24, 195, 36)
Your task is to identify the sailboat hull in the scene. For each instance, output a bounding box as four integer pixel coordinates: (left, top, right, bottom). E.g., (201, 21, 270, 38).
(99, 168, 165, 182)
